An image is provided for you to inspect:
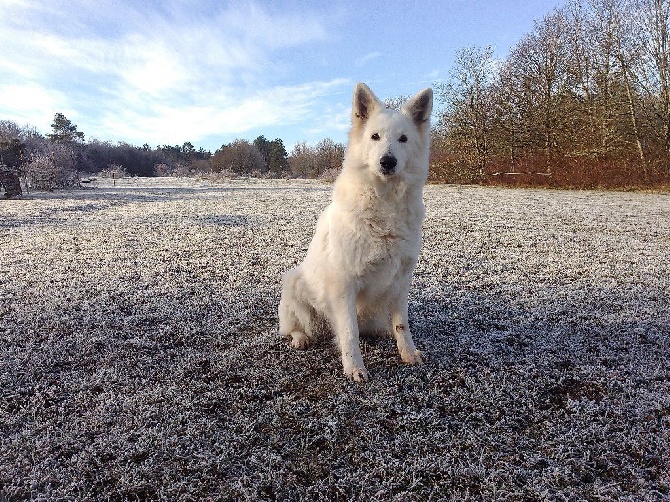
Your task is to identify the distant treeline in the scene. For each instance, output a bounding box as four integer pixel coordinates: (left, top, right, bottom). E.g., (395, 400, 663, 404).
(0, 114, 345, 190)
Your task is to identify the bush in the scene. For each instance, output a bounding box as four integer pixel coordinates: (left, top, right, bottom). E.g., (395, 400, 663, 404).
(24, 150, 80, 191)
(97, 164, 127, 179)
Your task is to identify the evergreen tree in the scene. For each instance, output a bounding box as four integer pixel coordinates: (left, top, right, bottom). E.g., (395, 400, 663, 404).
(47, 113, 85, 143)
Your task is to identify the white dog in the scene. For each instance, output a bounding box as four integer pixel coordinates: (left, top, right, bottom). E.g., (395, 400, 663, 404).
(278, 83, 433, 382)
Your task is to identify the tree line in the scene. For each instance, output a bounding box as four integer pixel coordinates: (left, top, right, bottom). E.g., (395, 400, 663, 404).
(432, 0, 670, 188)
(0, 113, 346, 191)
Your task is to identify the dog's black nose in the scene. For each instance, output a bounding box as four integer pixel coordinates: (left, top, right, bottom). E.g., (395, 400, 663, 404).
(380, 155, 397, 174)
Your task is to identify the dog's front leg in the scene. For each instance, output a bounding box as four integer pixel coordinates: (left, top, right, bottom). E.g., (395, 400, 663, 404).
(331, 293, 369, 382)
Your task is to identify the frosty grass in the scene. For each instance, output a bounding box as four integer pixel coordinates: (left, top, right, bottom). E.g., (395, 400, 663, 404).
(1, 177, 669, 499)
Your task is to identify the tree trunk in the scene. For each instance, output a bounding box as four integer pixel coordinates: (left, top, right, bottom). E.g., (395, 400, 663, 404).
(622, 64, 647, 175)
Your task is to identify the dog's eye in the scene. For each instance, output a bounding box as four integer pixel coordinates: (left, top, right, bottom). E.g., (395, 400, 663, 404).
(371, 133, 380, 141)
(398, 134, 408, 143)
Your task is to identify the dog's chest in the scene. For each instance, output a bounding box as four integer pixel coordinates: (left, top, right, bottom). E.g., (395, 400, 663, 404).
(329, 181, 424, 279)
(348, 199, 422, 274)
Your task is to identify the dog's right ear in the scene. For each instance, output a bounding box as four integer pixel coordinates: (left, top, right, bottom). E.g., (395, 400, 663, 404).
(352, 83, 381, 124)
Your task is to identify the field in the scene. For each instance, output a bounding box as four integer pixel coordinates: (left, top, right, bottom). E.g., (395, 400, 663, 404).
(1, 177, 669, 500)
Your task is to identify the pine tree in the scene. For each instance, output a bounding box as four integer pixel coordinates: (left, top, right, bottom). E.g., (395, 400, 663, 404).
(47, 113, 85, 143)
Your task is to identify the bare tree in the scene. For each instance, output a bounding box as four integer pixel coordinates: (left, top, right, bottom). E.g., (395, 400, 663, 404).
(436, 46, 497, 177)
(605, 0, 649, 166)
(288, 142, 314, 178)
(384, 95, 411, 110)
(288, 139, 345, 179)
(513, 10, 573, 171)
(635, 0, 670, 157)
(211, 140, 266, 176)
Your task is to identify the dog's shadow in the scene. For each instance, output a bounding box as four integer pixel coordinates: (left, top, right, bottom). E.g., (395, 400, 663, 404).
(409, 278, 668, 372)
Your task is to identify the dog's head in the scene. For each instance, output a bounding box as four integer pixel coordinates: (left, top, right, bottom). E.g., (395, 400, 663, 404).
(349, 83, 433, 180)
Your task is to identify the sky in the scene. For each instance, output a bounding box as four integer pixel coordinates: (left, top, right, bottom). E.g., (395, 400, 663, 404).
(0, 0, 561, 152)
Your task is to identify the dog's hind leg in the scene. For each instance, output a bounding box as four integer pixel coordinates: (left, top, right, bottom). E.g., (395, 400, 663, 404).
(290, 305, 314, 350)
(278, 269, 315, 349)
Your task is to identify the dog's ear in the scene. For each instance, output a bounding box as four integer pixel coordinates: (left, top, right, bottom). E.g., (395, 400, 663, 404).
(352, 83, 381, 123)
(402, 88, 433, 126)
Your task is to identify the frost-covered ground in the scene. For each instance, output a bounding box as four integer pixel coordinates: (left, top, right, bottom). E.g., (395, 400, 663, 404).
(1, 177, 669, 500)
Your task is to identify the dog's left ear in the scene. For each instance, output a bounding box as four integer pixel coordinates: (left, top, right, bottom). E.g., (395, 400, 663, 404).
(402, 88, 433, 126)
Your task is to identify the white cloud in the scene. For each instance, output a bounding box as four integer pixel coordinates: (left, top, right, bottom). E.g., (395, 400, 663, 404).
(0, 1, 342, 147)
(355, 51, 382, 67)
(95, 78, 351, 146)
(0, 83, 72, 130)
(118, 39, 190, 95)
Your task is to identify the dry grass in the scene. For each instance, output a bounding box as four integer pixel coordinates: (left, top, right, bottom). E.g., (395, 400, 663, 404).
(1, 177, 669, 500)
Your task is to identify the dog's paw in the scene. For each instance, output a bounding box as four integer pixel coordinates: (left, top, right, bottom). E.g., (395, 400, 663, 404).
(400, 349, 424, 365)
(290, 331, 311, 350)
(345, 366, 370, 382)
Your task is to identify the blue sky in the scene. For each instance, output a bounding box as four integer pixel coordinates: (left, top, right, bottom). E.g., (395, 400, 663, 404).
(0, 0, 560, 152)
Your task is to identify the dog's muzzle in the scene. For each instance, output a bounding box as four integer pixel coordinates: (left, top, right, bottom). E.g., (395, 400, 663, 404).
(380, 155, 397, 175)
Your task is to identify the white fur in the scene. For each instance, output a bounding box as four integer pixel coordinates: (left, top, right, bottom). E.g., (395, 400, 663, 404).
(278, 83, 433, 382)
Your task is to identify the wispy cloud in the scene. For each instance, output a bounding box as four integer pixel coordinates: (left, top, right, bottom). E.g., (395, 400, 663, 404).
(97, 79, 350, 146)
(355, 51, 383, 67)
